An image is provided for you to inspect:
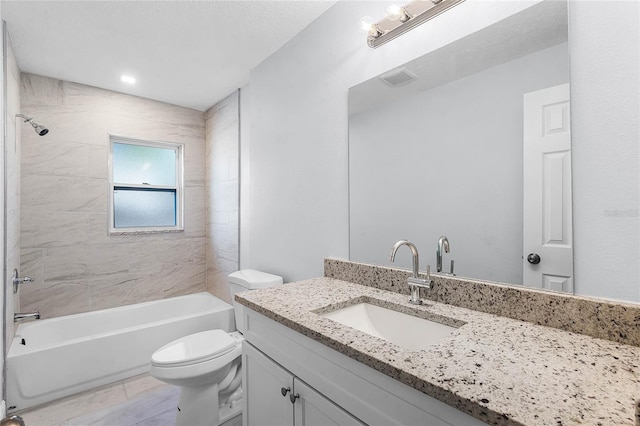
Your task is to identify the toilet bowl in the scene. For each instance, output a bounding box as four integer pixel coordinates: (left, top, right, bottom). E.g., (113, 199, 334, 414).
(150, 269, 283, 426)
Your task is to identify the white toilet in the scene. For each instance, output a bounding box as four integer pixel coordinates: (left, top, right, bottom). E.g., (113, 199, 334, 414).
(150, 269, 283, 426)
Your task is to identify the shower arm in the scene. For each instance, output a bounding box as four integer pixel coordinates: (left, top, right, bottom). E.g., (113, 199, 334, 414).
(15, 113, 32, 122)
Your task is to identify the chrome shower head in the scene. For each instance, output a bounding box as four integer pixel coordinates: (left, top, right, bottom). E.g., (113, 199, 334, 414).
(16, 114, 49, 136)
(32, 123, 49, 136)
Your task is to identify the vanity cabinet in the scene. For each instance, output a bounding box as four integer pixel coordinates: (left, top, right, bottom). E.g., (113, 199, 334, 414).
(241, 307, 487, 426)
(243, 342, 363, 426)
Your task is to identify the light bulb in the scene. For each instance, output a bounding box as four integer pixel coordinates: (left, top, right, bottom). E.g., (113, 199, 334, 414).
(387, 4, 410, 22)
(360, 16, 382, 38)
(360, 16, 375, 32)
(387, 4, 402, 18)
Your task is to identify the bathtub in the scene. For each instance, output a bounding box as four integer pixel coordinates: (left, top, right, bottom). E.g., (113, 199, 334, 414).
(7, 292, 234, 412)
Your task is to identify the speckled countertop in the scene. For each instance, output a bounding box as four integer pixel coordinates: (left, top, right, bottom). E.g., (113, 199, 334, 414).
(236, 277, 640, 426)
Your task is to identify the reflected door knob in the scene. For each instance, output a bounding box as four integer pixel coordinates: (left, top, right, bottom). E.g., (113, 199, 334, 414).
(281, 387, 290, 397)
(527, 253, 541, 264)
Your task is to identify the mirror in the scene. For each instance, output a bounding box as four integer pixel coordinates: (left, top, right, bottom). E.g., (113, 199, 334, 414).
(348, 1, 572, 290)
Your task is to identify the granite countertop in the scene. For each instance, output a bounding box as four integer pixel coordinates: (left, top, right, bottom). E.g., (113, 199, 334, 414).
(236, 277, 640, 426)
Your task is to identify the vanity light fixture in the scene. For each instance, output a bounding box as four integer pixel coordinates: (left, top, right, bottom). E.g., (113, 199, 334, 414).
(366, 0, 465, 48)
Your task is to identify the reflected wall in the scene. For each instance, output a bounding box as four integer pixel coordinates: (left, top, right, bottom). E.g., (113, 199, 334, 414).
(350, 42, 569, 285)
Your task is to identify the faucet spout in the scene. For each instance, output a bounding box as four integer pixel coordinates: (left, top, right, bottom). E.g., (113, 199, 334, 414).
(436, 235, 450, 273)
(389, 240, 431, 304)
(14, 312, 40, 322)
(389, 239, 420, 277)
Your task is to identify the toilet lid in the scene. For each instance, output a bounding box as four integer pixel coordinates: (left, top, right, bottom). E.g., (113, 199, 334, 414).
(152, 330, 236, 367)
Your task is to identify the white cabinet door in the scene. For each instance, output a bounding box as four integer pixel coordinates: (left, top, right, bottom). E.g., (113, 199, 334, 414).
(293, 378, 364, 426)
(243, 342, 294, 426)
(244, 341, 365, 426)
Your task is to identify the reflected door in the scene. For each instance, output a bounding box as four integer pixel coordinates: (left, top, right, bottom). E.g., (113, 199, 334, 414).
(523, 83, 573, 292)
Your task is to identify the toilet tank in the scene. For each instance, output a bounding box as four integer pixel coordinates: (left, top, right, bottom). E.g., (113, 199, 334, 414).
(229, 269, 283, 333)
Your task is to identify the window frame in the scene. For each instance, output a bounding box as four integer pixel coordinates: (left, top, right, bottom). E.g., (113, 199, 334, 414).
(108, 135, 185, 235)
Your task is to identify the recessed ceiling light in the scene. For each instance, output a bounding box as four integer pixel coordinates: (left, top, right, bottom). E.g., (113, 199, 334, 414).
(121, 75, 136, 84)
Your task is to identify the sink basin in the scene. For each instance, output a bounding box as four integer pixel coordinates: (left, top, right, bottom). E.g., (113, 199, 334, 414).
(321, 303, 457, 351)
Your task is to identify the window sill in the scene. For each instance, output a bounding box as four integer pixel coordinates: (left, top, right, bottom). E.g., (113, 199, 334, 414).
(109, 227, 184, 236)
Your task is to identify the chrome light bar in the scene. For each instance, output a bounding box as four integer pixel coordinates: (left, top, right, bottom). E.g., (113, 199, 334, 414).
(368, 0, 465, 48)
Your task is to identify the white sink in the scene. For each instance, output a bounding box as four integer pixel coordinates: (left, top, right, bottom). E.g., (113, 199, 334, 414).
(321, 303, 458, 351)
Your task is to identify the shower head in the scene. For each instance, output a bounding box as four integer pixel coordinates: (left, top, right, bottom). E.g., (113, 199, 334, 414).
(16, 114, 49, 136)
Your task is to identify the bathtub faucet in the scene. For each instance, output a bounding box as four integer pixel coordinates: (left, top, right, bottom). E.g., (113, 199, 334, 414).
(14, 312, 40, 322)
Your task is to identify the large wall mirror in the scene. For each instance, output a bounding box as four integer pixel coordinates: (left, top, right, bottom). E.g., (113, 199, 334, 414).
(348, 1, 573, 291)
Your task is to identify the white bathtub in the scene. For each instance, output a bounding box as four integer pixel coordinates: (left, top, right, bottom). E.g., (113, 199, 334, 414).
(7, 292, 234, 412)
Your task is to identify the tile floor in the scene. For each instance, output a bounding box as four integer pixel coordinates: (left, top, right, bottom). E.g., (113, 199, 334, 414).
(14, 374, 242, 426)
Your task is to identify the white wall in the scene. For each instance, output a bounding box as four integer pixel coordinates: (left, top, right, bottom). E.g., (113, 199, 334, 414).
(242, 0, 539, 282)
(570, 1, 639, 302)
(243, 0, 639, 302)
(350, 43, 569, 285)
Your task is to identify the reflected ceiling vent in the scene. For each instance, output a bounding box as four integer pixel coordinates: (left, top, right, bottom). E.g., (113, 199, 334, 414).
(379, 67, 417, 87)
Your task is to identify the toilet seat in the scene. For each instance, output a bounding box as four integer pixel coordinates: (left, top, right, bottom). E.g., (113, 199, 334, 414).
(152, 330, 238, 368)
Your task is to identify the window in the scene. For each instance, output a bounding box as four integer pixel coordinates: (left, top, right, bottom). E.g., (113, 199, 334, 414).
(109, 136, 184, 234)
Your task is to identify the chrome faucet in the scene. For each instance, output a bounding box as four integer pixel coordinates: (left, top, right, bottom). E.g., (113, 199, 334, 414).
(389, 240, 431, 305)
(436, 235, 454, 275)
(14, 312, 40, 322)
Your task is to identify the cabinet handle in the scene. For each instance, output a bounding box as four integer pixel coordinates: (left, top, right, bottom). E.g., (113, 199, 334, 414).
(280, 387, 290, 397)
(289, 393, 300, 404)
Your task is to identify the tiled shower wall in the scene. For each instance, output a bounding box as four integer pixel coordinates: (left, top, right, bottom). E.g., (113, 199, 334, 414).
(19, 74, 207, 318)
(5, 32, 21, 348)
(204, 91, 239, 303)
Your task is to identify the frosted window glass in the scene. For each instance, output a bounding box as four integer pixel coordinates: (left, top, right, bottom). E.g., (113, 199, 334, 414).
(114, 189, 176, 228)
(113, 142, 176, 186)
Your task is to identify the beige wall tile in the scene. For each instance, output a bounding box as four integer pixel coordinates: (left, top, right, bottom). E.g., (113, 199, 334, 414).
(20, 73, 64, 106)
(22, 138, 89, 177)
(20, 74, 207, 318)
(21, 211, 91, 248)
(183, 185, 206, 238)
(20, 248, 44, 286)
(6, 38, 22, 347)
(20, 280, 91, 318)
(204, 91, 240, 302)
(208, 180, 238, 213)
(22, 174, 107, 213)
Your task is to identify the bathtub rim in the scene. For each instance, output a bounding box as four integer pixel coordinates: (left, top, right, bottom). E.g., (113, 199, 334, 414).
(8, 292, 232, 356)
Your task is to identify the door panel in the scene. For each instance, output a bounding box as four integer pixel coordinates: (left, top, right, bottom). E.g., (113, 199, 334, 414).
(523, 83, 573, 292)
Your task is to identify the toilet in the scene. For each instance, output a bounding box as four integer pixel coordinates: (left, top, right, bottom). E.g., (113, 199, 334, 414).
(150, 269, 283, 426)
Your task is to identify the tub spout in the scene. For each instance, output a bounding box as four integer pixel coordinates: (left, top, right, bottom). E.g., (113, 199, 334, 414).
(14, 312, 40, 322)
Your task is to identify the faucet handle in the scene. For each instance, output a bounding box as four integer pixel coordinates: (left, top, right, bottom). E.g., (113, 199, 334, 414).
(12, 269, 35, 294)
(408, 265, 431, 288)
(450, 260, 455, 276)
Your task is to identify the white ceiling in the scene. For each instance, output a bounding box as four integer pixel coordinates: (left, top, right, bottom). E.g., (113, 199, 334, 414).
(2, 0, 337, 111)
